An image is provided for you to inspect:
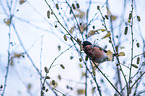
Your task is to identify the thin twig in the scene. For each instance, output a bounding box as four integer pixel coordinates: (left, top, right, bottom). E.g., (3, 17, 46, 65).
(128, 1, 134, 95)
(94, 64, 122, 96)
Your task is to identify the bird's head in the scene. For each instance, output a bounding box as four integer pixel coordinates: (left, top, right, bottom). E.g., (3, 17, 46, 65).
(82, 41, 92, 48)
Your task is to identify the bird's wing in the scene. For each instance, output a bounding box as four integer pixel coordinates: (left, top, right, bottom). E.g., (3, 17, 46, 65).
(92, 44, 107, 53)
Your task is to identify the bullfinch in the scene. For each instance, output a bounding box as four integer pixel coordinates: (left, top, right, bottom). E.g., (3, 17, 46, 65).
(82, 41, 108, 63)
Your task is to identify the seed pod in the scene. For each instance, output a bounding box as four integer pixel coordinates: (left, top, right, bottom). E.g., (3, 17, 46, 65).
(55, 24, 57, 28)
(46, 89, 48, 92)
(60, 64, 65, 69)
(46, 76, 50, 79)
(70, 56, 74, 60)
(79, 58, 82, 62)
(76, 3, 80, 8)
(129, 13, 132, 20)
(52, 80, 55, 85)
(47, 10, 50, 19)
(105, 15, 109, 19)
(56, 4, 59, 10)
(131, 64, 138, 68)
(63, 35, 67, 41)
(137, 57, 140, 64)
(44, 67, 49, 73)
(85, 56, 88, 61)
(93, 69, 96, 76)
(97, 5, 100, 10)
(124, 27, 128, 35)
(72, 4, 75, 9)
(136, 43, 139, 48)
(137, 16, 141, 22)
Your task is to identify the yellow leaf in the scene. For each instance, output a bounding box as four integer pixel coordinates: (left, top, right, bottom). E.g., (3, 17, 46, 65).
(79, 64, 83, 68)
(4, 19, 11, 25)
(81, 72, 85, 78)
(111, 15, 118, 21)
(69, 26, 76, 33)
(118, 52, 125, 56)
(77, 89, 85, 95)
(101, 32, 111, 39)
(107, 50, 113, 61)
(88, 30, 99, 37)
(98, 29, 106, 32)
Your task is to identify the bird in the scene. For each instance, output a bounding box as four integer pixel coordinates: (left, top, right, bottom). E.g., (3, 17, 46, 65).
(82, 41, 108, 64)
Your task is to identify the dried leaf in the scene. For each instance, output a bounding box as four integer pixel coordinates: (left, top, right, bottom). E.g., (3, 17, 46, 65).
(79, 24, 86, 33)
(110, 15, 118, 21)
(88, 30, 99, 37)
(79, 64, 83, 68)
(106, 6, 111, 16)
(69, 26, 76, 33)
(77, 89, 85, 95)
(14, 53, 22, 58)
(101, 32, 111, 39)
(118, 52, 125, 56)
(81, 72, 85, 78)
(4, 19, 11, 25)
(19, 0, 26, 4)
(132, 64, 138, 68)
(107, 50, 113, 61)
(27, 83, 32, 90)
(75, 8, 85, 18)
